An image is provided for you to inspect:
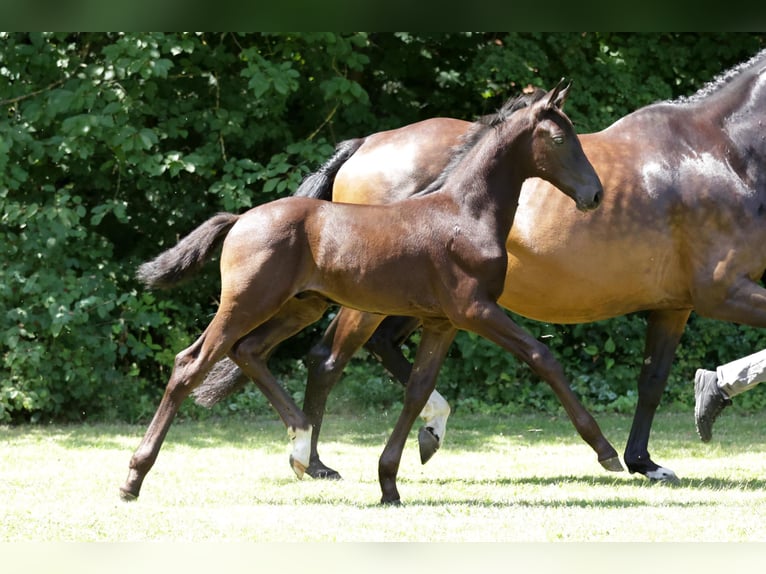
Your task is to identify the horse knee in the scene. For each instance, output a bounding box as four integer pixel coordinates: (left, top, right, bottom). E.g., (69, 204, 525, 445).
(526, 344, 560, 378)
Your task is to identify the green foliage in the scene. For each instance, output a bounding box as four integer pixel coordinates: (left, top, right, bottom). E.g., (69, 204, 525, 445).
(2, 32, 765, 422)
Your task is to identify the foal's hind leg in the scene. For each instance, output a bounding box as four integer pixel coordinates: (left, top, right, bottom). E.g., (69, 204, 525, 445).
(193, 295, 331, 408)
(120, 295, 308, 500)
(120, 315, 253, 500)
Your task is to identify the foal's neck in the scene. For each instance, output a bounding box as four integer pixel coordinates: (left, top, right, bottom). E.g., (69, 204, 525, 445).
(442, 127, 528, 234)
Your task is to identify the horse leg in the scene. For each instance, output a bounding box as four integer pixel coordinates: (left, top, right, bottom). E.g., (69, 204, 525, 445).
(698, 276, 766, 327)
(192, 294, 330, 408)
(303, 308, 386, 478)
(364, 316, 420, 382)
(120, 307, 279, 500)
(225, 295, 332, 477)
(364, 316, 452, 463)
(454, 301, 623, 472)
(228, 349, 315, 478)
(378, 320, 457, 504)
(624, 308, 691, 482)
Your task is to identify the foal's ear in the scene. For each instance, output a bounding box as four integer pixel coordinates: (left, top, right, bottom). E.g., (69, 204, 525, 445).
(545, 78, 571, 110)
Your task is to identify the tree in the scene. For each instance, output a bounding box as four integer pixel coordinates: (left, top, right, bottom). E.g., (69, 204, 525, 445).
(1, 32, 764, 422)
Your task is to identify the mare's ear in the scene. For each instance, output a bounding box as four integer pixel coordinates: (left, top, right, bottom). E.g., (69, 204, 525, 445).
(545, 78, 571, 110)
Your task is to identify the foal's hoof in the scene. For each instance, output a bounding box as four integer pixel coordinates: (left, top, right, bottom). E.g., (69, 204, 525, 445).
(119, 488, 138, 502)
(289, 454, 306, 479)
(380, 497, 402, 506)
(599, 456, 625, 473)
(418, 426, 440, 464)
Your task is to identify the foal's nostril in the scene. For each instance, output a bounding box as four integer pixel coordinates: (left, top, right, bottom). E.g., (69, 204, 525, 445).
(592, 189, 603, 207)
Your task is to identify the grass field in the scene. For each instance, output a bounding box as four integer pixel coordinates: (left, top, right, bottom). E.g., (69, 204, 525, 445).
(2, 409, 766, 544)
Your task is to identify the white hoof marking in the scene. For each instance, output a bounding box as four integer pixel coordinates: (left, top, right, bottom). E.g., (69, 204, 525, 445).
(419, 390, 450, 446)
(646, 466, 679, 482)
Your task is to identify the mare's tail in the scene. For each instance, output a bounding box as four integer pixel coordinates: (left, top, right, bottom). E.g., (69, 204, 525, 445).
(293, 138, 364, 199)
(136, 212, 239, 289)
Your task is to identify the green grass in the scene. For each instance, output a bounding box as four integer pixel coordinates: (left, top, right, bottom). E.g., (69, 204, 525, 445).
(2, 409, 766, 542)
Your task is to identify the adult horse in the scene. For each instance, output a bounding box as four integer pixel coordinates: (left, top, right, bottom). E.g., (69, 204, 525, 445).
(195, 48, 766, 483)
(121, 81, 607, 504)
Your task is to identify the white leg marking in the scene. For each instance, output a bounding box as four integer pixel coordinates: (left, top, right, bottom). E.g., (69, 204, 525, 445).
(646, 465, 679, 482)
(288, 425, 312, 478)
(419, 390, 451, 446)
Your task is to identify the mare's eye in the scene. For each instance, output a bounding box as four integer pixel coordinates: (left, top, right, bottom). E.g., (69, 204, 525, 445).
(552, 134, 565, 145)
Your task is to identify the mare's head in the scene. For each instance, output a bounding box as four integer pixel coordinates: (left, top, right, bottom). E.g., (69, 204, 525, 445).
(515, 79, 603, 212)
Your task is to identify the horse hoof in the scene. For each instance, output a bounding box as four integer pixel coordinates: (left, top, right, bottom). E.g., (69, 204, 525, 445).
(307, 464, 343, 480)
(599, 456, 624, 473)
(119, 488, 138, 502)
(380, 496, 402, 506)
(418, 426, 440, 464)
(289, 454, 306, 479)
(646, 466, 680, 483)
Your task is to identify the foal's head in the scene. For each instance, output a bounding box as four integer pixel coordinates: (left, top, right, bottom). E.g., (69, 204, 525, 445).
(505, 80, 603, 212)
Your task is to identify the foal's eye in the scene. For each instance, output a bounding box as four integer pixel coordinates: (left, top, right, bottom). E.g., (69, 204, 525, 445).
(552, 134, 565, 145)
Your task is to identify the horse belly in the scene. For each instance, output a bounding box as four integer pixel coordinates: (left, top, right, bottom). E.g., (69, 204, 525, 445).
(314, 265, 443, 317)
(500, 193, 689, 324)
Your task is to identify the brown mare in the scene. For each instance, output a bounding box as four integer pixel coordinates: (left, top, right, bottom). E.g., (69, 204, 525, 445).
(196, 48, 766, 483)
(121, 81, 607, 504)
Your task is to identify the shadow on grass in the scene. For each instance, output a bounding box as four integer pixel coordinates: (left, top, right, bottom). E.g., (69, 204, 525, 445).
(254, 472, 766, 509)
(420, 473, 766, 491)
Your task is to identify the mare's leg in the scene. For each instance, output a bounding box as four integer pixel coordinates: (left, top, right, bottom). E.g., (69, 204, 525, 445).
(364, 317, 452, 463)
(364, 316, 421, 382)
(303, 308, 386, 478)
(696, 276, 766, 327)
(454, 301, 622, 472)
(623, 309, 691, 482)
(304, 310, 451, 478)
(378, 320, 457, 504)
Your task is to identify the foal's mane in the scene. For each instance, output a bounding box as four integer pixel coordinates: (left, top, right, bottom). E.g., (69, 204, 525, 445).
(414, 88, 547, 197)
(673, 48, 766, 105)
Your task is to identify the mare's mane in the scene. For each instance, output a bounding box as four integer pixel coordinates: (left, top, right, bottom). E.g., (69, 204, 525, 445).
(414, 88, 547, 197)
(673, 48, 766, 105)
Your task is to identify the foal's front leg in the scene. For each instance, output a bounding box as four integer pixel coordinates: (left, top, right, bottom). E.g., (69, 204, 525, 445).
(378, 320, 457, 504)
(456, 301, 622, 472)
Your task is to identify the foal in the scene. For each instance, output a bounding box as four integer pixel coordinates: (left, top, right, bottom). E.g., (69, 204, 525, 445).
(121, 81, 604, 504)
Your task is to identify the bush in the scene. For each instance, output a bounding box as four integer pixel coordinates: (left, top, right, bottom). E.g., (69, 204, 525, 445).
(2, 32, 765, 422)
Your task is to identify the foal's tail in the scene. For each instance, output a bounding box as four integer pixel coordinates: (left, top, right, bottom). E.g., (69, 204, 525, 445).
(136, 212, 239, 289)
(293, 138, 364, 200)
